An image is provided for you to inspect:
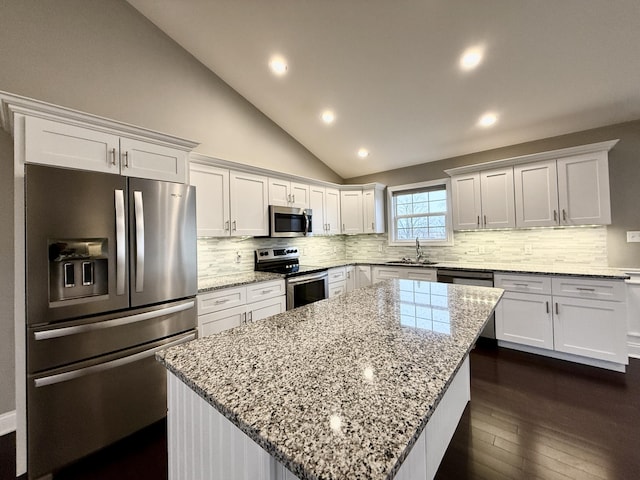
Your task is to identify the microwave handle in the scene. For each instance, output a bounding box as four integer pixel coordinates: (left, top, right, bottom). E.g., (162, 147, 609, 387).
(304, 211, 310, 236)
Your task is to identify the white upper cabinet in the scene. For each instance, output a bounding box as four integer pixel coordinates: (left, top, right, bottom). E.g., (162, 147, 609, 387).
(557, 152, 611, 225)
(452, 168, 514, 230)
(480, 168, 515, 229)
(189, 163, 230, 237)
(363, 186, 385, 233)
(189, 162, 268, 237)
(268, 178, 309, 208)
(230, 171, 269, 236)
(515, 152, 611, 227)
(25, 116, 190, 183)
(340, 190, 363, 234)
(309, 185, 341, 235)
(451, 173, 482, 230)
(514, 160, 558, 227)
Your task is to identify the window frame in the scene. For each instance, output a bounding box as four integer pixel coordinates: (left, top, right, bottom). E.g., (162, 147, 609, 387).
(387, 179, 454, 246)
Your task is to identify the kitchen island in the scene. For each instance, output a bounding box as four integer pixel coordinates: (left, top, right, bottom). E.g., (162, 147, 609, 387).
(157, 279, 503, 480)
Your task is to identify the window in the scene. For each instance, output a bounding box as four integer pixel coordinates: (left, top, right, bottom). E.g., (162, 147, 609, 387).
(387, 179, 453, 246)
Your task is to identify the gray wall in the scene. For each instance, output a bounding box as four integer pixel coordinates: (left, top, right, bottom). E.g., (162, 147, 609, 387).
(0, 131, 14, 414)
(348, 120, 640, 268)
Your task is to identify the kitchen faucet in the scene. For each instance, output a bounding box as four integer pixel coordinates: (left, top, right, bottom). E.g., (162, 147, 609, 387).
(416, 237, 424, 262)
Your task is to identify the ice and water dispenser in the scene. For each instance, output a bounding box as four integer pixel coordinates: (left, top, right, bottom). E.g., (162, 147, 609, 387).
(49, 239, 109, 303)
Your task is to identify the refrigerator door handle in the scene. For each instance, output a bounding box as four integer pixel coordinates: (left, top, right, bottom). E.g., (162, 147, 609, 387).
(34, 332, 196, 388)
(115, 189, 126, 295)
(134, 191, 145, 293)
(33, 300, 195, 341)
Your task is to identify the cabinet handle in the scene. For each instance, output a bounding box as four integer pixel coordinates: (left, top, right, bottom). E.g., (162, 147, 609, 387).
(261, 289, 272, 294)
(110, 148, 117, 165)
(562, 209, 567, 221)
(224, 220, 230, 231)
(123, 151, 129, 168)
(483, 215, 487, 226)
(553, 210, 558, 222)
(232, 220, 237, 231)
(545, 301, 549, 314)
(248, 311, 253, 323)
(327, 223, 330, 231)
(292, 194, 295, 203)
(477, 215, 480, 227)
(576, 287, 596, 292)
(513, 283, 529, 287)
(242, 312, 247, 324)
(343, 223, 345, 231)
(213, 299, 229, 305)
(371, 222, 375, 230)
(555, 302, 559, 315)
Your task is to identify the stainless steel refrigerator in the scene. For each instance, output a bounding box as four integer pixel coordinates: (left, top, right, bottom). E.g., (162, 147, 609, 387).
(24, 164, 197, 479)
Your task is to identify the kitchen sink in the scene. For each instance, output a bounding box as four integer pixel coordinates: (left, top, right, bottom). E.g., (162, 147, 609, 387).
(384, 260, 439, 266)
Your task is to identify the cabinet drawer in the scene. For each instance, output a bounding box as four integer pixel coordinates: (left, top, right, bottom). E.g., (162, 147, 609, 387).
(551, 277, 626, 302)
(494, 274, 551, 294)
(329, 280, 346, 298)
(246, 280, 285, 303)
(328, 267, 347, 283)
(199, 305, 246, 337)
(406, 269, 436, 282)
(198, 287, 246, 315)
(247, 296, 286, 323)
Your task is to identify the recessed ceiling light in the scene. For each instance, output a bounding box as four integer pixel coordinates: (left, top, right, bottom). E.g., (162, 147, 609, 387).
(357, 148, 369, 158)
(321, 110, 335, 124)
(460, 46, 484, 71)
(478, 112, 498, 127)
(268, 56, 288, 76)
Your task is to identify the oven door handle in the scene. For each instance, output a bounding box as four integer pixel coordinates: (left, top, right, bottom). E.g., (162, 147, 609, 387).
(288, 271, 328, 284)
(304, 211, 310, 236)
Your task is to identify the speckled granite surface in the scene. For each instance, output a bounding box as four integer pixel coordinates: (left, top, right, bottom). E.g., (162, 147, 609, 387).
(198, 271, 283, 293)
(159, 280, 503, 480)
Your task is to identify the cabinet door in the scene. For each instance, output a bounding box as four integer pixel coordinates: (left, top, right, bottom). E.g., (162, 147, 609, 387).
(189, 163, 230, 237)
(495, 292, 554, 350)
(230, 171, 269, 236)
(356, 265, 372, 288)
(120, 137, 187, 183)
(480, 168, 515, 228)
(290, 182, 310, 208)
(363, 189, 379, 233)
(557, 152, 611, 225)
(247, 296, 286, 323)
(25, 116, 120, 174)
(553, 297, 627, 363)
(325, 188, 342, 235)
(514, 160, 559, 227)
(309, 186, 326, 234)
(340, 190, 363, 234)
(451, 173, 482, 230)
(372, 266, 401, 283)
(199, 305, 246, 337)
(345, 266, 356, 292)
(197, 287, 246, 315)
(268, 178, 291, 207)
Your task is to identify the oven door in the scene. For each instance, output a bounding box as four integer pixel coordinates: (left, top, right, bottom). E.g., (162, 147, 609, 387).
(286, 271, 328, 310)
(270, 205, 312, 237)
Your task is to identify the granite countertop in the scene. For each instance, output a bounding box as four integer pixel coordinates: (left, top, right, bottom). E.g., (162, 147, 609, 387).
(198, 271, 283, 293)
(158, 280, 503, 480)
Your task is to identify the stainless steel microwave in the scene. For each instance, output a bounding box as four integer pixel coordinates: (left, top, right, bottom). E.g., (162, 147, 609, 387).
(269, 205, 312, 237)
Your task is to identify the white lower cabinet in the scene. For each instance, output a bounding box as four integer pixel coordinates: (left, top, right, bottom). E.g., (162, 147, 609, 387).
(372, 266, 437, 283)
(345, 266, 356, 292)
(495, 273, 627, 369)
(197, 280, 285, 336)
(328, 267, 347, 298)
(355, 265, 372, 288)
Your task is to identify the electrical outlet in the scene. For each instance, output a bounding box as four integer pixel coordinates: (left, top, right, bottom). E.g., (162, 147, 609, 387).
(524, 244, 533, 254)
(627, 231, 640, 243)
(235, 251, 242, 263)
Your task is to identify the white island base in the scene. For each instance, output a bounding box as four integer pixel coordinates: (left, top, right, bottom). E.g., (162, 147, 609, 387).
(166, 356, 470, 480)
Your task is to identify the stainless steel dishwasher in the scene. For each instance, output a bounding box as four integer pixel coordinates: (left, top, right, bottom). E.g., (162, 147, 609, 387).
(437, 269, 495, 339)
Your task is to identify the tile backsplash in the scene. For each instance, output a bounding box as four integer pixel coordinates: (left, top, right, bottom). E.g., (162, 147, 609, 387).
(197, 226, 608, 284)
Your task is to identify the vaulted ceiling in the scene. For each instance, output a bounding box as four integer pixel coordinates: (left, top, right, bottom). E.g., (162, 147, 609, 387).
(127, 0, 640, 179)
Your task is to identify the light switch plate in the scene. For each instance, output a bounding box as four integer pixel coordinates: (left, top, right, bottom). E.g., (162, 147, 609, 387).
(627, 231, 640, 243)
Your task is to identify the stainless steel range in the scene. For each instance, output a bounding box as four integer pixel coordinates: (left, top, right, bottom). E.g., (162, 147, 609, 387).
(255, 247, 328, 310)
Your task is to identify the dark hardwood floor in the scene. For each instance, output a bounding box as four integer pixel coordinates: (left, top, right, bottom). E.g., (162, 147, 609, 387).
(2, 345, 639, 480)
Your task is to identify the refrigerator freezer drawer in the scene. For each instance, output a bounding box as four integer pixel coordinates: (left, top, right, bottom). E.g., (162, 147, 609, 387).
(28, 298, 196, 374)
(27, 330, 195, 479)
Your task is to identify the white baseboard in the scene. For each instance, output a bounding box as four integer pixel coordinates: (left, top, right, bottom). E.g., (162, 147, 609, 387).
(0, 410, 16, 436)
